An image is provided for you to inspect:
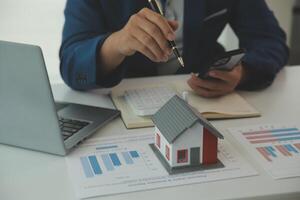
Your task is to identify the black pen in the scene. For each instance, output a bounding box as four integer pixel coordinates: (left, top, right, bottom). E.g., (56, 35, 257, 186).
(148, 0, 185, 67)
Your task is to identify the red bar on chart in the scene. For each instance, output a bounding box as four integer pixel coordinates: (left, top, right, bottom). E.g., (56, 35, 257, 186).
(256, 147, 272, 162)
(243, 130, 270, 136)
(275, 145, 292, 156)
(246, 134, 275, 140)
(250, 138, 278, 144)
(294, 143, 300, 151)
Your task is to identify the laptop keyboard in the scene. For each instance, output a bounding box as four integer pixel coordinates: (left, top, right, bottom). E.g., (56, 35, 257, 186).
(59, 117, 90, 140)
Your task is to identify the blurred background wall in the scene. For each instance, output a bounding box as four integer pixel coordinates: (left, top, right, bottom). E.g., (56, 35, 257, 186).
(0, 0, 65, 83)
(289, 0, 300, 65)
(0, 0, 298, 83)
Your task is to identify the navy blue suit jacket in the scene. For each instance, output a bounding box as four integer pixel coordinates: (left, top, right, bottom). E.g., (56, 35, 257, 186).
(60, 0, 289, 90)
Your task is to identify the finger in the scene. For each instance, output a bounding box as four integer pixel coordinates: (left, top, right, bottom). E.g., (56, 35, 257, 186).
(139, 8, 175, 41)
(130, 37, 158, 62)
(189, 73, 204, 85)
(189, 75, 204, 87)
(188, 81, 226, 98)
(189, 74, 211, 88)
(208, 70, 233, 82)
(208, 65, 242, 82)
(189, 74, 229, 92)
(168, 20, 179, 31)
(134, 15, 171, 56)
(131, 25, 167, 61)
(190, 73, 202, 82)
(198, 79, 229, 92)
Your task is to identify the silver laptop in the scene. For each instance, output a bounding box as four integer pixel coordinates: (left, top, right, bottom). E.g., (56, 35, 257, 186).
(0, 40, 120, 155)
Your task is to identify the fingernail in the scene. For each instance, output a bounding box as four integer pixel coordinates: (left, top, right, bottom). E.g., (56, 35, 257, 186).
(167, 33, 175, 41)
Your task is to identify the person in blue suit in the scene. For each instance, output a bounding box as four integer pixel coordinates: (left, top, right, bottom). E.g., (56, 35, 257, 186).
(60, 0, 289, 97)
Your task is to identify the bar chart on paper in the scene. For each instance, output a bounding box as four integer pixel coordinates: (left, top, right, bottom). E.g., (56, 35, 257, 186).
(80, 150, 142, 178)
(229, 124, 300, 179)
(66, 133, 257, 199)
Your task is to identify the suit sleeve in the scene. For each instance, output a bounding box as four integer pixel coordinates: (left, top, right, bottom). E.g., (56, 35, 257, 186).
(59, 0, 125, 90)
(230, 0, 289, 90)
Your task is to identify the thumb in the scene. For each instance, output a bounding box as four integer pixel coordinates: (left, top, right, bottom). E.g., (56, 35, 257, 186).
(168, 20, 179, 31)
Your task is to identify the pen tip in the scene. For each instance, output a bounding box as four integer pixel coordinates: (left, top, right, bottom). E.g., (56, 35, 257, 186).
(178, 57, 185, 67)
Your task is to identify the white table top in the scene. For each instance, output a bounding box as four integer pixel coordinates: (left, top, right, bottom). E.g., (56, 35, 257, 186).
(1, 67, 300, 200)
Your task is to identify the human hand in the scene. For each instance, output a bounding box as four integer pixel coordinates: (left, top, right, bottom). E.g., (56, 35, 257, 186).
(187, 64, 245, 98)
(115, 8, 178, 62)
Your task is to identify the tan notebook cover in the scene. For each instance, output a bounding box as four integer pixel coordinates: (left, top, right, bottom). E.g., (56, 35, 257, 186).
(111, 81, 260, 129)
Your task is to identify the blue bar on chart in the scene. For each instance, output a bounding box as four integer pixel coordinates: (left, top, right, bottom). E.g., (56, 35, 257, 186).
(265, 146, 277, 157)
(284, 144, 299, 153)
(101, 154, 114, 171)
(130, 151, 139, 158)
(80, 157, 94, 178)
(122, 152, 134, 164)
(88, 155, 102, 175)
(109, 153, 121, 166)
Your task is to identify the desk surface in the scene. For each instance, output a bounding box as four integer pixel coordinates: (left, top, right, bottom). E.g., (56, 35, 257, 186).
(1, 67, 300, 200)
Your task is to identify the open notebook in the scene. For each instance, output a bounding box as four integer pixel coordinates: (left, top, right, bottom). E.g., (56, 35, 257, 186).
(111, 81, 260, 129)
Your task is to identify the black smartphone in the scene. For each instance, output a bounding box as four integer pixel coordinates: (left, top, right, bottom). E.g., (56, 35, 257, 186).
(198, 49, 246, 79)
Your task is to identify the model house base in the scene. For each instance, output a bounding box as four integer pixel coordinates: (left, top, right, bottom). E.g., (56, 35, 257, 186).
(150, 144, 224, 174)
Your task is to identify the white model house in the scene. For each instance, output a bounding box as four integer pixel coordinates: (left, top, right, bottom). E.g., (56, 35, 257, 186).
(151, 95, 224, 171)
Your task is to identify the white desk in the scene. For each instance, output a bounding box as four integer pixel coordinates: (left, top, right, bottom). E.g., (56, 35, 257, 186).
(1, 67, 300, 200)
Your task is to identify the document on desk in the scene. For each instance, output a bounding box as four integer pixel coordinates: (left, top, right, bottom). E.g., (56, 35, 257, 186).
(111, 82, 260, 129)
(65, 133, 257, 199)
(228, 124, 300, 179)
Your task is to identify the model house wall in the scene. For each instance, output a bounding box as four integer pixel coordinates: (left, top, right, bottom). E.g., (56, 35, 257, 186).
(202, 128, 218, 164)
(155, 123, 204, 168)
(155, 126, 173, 166)
(171, 123, 204, 167)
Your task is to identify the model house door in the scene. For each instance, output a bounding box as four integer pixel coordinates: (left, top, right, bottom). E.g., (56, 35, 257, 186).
(190, 147, 200, 165)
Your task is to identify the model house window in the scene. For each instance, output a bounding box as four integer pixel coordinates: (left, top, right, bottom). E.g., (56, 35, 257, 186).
(177, 149, 188, 163)
(156, 133, 160, 148)
(165, 145, 170, 160)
